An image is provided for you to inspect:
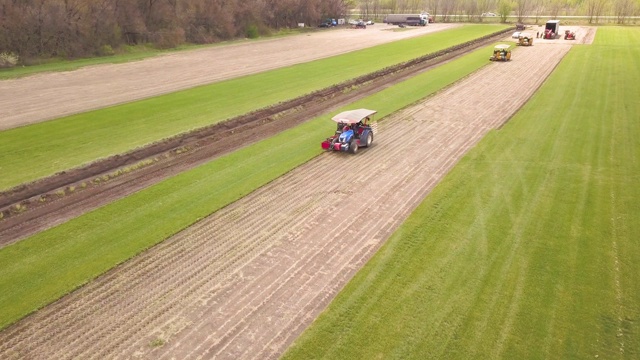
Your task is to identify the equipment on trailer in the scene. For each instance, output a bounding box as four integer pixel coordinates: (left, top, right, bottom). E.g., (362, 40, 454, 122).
(544, 29, 556, 39)
(489, 44, 511, 62)
(321, 109, 377, 154)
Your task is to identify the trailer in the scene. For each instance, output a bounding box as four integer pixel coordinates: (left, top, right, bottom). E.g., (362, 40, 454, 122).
(384, 14, 427, 26)
(545, 20, 560, 39)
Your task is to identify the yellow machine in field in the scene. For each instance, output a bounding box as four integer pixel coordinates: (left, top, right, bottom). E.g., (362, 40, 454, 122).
(489, 44, 511, 61)
(518, 34, 534, 46)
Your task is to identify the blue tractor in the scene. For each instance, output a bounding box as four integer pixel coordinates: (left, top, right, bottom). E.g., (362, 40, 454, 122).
(321, 109, 376, 154)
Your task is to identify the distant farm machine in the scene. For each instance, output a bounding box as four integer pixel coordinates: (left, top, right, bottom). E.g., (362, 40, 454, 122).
(564, 30, 576, 40)
(518, 34, 534, 46)
(490, 44, 511, 62)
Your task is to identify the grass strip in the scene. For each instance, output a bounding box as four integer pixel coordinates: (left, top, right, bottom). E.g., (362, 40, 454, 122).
(0, 25, 508, 191)
(282, 27, 640, 359)
(0, 42, 497, 331)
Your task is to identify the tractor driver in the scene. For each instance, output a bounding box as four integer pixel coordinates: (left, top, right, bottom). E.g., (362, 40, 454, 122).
(353, 117, 369, 137)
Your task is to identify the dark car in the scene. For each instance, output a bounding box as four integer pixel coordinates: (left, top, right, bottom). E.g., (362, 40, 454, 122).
(355, 21, 367, 29)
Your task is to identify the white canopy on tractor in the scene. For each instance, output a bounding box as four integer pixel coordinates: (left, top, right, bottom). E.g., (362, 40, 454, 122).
(331, 109, 377, 124)
(494, 44, 510, 50)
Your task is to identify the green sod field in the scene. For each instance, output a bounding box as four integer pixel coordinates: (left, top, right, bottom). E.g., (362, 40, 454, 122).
(0, 42, 499, 330)
(282, 27, 640, 359)
(0, 25, 508, 191)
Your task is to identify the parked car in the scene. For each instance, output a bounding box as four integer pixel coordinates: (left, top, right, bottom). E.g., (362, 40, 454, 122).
(319, 18, 337, 27)
(482, 12, 497, 17)
(355, 21, 367, 29)
(512, 31, 521, 39)
(365, 20, 374, 25)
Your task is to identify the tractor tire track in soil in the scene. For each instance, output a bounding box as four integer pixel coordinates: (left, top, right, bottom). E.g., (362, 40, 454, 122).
(0, 44, 571, 359)
(0, 28, 514, 247)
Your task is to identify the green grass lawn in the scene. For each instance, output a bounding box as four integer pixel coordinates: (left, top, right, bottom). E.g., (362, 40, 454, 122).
(0, 42, 498, 331)
(0, 25, 508, 192)
(282, 27, 640, 359)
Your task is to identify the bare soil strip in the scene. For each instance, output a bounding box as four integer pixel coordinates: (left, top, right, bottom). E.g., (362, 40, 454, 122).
(0, 24, 461, 131)
(0, 44, 571, 359)
(0, 29, 513, 247)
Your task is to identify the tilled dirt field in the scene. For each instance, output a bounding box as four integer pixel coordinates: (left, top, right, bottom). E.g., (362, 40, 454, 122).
(0, 43, 572, 359)
(0, 28, 514, 247)
(0, 24, 460, 131)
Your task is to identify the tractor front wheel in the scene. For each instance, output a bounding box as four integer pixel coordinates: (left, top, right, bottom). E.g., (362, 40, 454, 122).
(349, 140, 359, 154)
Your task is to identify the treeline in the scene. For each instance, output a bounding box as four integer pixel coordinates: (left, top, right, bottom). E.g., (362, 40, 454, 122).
(0, 0, 351, 60)
(359, 0, 639, 24)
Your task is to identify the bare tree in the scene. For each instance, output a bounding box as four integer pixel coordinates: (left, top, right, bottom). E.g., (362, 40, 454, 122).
(584, 0, 609, 23)
(497, 0, 512, 22)
(359, 0, 373, 20)
(531, 0, 545, 24)
(462, 0, 479, 21)
(613, 0, 635, 23)
(515, 0, 531, 22)
(548, 0, 566, 18)
(371, 0, 382, 21)
(427, 0, 441, 21)
(476, 0, 491, 21)
(440, 0, 459, 21)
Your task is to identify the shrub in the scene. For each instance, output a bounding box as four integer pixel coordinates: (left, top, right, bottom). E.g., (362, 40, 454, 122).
(0, 52, 19, 68)
(247, 24, 259, 39)
(97, 45, 115, 56)
(152, 28, 186, 49)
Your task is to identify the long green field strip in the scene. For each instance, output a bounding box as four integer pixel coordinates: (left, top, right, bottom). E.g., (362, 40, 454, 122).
(0, 43, 498, 331)
(283, 27, 640, 359)
(0, 25, 508, 191)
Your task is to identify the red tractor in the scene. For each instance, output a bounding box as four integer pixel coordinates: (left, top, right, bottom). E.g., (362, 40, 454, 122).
(564, 30, 576, 40)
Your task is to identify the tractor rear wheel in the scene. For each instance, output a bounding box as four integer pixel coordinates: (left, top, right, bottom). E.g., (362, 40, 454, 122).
(365, 132, 373, 147)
